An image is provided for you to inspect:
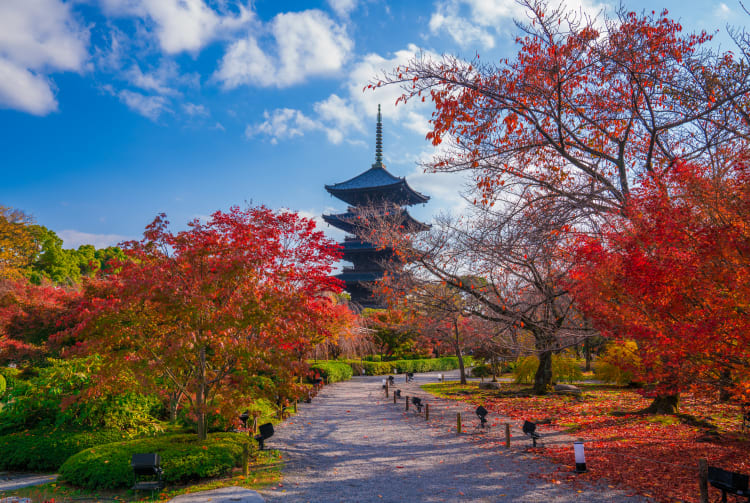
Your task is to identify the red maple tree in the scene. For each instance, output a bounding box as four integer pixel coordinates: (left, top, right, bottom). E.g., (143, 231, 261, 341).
(570, 158, 750, 408)
(64, 206, 346, 438)
(0, 280, 79, 364)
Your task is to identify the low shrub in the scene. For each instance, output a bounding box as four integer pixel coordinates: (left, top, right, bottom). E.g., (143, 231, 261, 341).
(500, 360, 517, 374)
(552, 354, 583, 383)
(512, 354, 583, 384)
(309, 361, 353, 383)
(470, 364, 492, 378)
(513, 356, 539, 384)
(594, 340, 641, 385)
(0, 357, 162, 435)
(59, 433, 251, 489)
(0, 428, 137, 471)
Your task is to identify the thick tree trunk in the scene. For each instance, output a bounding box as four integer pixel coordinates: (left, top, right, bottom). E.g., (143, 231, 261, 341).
(641, 394, 679, 414)
(533, 350, 553, 395)
(196, 346, 207, 440)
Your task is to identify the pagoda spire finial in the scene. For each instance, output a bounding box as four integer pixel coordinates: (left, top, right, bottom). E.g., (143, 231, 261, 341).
(374, 104, 383, 168)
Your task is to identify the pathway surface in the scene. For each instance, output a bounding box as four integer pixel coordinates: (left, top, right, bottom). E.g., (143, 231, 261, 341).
(259, 370, 649, 503)
(0, 473, 57, 492)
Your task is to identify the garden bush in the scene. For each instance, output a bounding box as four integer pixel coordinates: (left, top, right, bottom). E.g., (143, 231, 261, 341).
(0, 428, 137, 471)
(59, 433, 251, 489)
(552, 354, 583, 383)
(0, 357, 163, 435)
(0, 373, 5, 399)
(513, 356, 539, 384)
(512, 354, 583, 384)
(594, 340, 641, 385)
(470, 364, 492, 379)
(309, 361, 353, 383)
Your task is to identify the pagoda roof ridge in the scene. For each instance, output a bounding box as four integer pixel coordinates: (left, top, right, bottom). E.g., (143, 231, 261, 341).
(326, 165, 402, 191)
(325, 166, 429, 206)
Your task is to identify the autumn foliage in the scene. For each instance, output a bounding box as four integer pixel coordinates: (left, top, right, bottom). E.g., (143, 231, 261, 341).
(571, 159, 750, 402)
(0, 280, 79, 363)
(62, 206, 347, 438)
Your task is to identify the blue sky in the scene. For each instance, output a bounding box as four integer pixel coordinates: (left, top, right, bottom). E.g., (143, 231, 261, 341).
(0, 0, 745, 248)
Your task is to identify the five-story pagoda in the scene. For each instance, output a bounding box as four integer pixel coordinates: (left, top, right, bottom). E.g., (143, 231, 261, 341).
(323, 105, 429, 309)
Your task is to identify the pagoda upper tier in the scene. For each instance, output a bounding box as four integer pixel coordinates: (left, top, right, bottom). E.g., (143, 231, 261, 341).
(324, 166, 429, 207)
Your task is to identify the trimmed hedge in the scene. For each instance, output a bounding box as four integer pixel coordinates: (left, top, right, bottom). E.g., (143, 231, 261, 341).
(0, 428, 137, 471)
(59, 433, 251, 489)
(309, 361, 353, 383)
(345, 356, 474, 376)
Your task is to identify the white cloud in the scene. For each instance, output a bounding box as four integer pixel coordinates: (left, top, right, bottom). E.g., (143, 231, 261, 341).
(245, 108, 324, 144)
(314, 93, 365, 134)
(243, 44, 437, 146)
(57, 230, 130, 249)
(0, 0, 89, 115)
(216, 9, 352, 88)
(345, 44, 437, 135)
(0, 59, 57, 116)
(126, 64, 176, 95)
(214, 35, 277, 87)
(714, 2, 732, 18)
(429, 0, 608, 49)
(327, 0, 357, 18)
(99, 0, 254, 54)
(118, 90, 169, 120)
(429, 11, 495, 49)
(182, 102, 209, 116)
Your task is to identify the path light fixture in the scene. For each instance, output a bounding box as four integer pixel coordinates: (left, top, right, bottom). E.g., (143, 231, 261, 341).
(382, 379, 387, 389)
(476, 406, 488, 428)
(239, 411, 249, 428)
(523, 420, 541, 447)
(437, 373, 443, 382)
(574, 441, 587, 473)
(255, 423, 274, 450)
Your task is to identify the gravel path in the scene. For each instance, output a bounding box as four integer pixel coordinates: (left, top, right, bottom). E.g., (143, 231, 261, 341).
(259, 371, 649, 503)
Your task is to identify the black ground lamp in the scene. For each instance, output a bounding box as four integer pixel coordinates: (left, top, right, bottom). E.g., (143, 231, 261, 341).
(476, 406, 488, 428)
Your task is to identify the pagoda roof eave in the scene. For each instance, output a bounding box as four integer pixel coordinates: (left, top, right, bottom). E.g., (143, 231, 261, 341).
(325, 166, 429, 206)
(323, 210, 430, 233)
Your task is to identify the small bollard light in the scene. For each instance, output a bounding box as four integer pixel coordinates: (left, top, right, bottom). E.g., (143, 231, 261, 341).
(382, 378, 387, 389)
(574, 441, 587, 473)
(437, 373, 443, 382)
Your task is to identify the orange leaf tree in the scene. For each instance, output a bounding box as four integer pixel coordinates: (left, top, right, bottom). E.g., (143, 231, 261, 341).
(570, 159, 750, 409)
(66, 206, 345, 438)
